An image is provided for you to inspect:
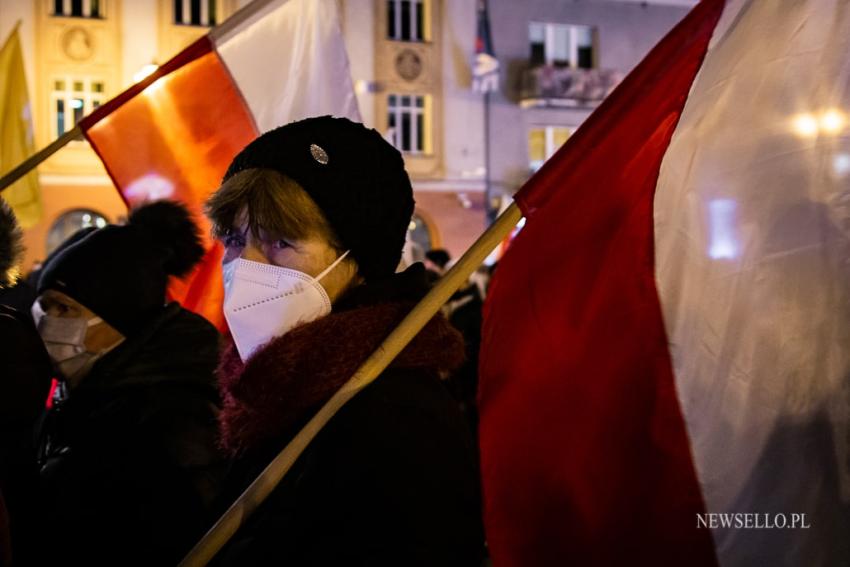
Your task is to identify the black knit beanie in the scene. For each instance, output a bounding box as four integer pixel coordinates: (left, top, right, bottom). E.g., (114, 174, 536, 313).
(223, 116, 415, 281)
(37, 201, 204, 336)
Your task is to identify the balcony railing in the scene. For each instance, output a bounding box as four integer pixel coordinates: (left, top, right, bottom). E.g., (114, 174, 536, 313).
(519, 65, 623, 108)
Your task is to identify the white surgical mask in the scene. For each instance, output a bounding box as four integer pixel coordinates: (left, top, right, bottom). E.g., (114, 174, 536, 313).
(222, 251, 350, 362)
(32, 301, 107, 381)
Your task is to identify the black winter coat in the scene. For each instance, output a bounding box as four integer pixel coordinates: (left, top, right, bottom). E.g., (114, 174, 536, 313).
(0, 304, 52, 565)
(34, 303, 223, 567)
(212, 265, 485, 566)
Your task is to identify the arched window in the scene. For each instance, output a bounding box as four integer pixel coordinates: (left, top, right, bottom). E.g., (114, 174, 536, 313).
(46, 209, 108, 255)
(408, 212, 434, 253)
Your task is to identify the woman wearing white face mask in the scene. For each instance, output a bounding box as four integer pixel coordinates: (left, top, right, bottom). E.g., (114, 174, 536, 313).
(32, 201, 224, 567)
(32, 291, 124, 388)
(206, 116, 484, 566)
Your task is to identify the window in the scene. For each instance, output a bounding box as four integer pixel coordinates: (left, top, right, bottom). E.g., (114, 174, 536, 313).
(528, 126, 573, 170)
(388, 94, 431, 154)
(401, 213, 435, 266)
(529, 22, 594, 69)
(408, 213, 433, 256)
(46, 209, 108, 255)
(173, 0, 218, 27)
(388, 0, 426, 42)
(51, 77, 106, 137)
(52, 0, 104, 18)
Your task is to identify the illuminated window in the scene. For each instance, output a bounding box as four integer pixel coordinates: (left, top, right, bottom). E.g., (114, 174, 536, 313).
(173, 0, 219, 26)
(46, 210, 108, 256)
(52, 0, 104, 18)
(388, 94, 432, 155)
(530, 22, 594, 68)
(388, 0, 427, 42)
(51, 77, 106, 137)
(528, 126, 573, 170)
(408, 213, 433, 253)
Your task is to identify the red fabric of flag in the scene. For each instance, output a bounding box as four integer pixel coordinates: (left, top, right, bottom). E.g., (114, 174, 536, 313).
(82, 38, 258, 329)
(478, 1, 725, 565)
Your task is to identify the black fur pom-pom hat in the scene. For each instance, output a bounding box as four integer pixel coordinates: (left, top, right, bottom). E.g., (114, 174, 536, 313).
(38, 200, 205, 335)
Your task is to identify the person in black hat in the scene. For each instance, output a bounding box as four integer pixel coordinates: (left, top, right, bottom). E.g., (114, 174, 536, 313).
(425, 247, 451, 274)
(206, 116, 484, 565)
(32, 201, 224, 566)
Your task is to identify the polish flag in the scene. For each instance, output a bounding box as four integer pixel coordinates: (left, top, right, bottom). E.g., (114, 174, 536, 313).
(479, 0, 850, 565)
(79, 0, 359, 328)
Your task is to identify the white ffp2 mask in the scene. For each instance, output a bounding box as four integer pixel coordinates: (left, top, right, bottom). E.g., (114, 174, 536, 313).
(222, 251, 350, 362)
(32, 301, 107, 380)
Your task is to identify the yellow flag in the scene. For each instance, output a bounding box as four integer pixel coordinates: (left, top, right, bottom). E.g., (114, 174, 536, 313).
(0, 24, 41, 228)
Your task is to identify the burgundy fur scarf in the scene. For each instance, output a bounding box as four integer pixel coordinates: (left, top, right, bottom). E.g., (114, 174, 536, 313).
(217, 302, 465, 456)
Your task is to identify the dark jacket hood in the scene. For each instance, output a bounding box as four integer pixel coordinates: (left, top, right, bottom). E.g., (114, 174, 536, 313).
(217, 264, 465, 456)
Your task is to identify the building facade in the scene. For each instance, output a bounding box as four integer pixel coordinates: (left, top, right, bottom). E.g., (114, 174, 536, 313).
(0, 0, 691, 270)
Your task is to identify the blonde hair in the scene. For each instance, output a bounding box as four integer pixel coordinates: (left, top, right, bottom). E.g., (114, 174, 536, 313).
(205, 169, 341, 249)
(0, 197, 23, 287)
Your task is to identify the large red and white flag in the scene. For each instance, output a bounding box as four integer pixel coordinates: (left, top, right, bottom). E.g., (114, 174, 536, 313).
(79, 0, 359, 327)
(479, 0, 850, 565)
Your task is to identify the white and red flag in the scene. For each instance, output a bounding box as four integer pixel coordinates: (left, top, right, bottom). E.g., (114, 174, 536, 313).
(473, 0, 499, 94)
(479, 0, 850, 565)
(79, 0, 359, 328)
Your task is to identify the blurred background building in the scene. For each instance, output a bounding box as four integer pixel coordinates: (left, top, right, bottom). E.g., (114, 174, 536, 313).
(0, 0, 694, 270)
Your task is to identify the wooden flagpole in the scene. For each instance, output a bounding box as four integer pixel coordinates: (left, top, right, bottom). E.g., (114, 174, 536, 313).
(1, 20, 76, 190)
(0, 127, 81, 193)
(0, 1, 288, 196)
(179, 201, 523, 567)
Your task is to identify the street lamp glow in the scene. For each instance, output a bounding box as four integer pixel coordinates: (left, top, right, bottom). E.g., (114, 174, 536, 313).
(792, 113, 818, 138)
(820, 109, 845, 134)
(133, 64, 159, 83)
(833, 153, 850, 177)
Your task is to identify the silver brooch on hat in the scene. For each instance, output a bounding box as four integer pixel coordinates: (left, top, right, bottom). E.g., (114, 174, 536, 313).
(310, 143, 329, 165)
